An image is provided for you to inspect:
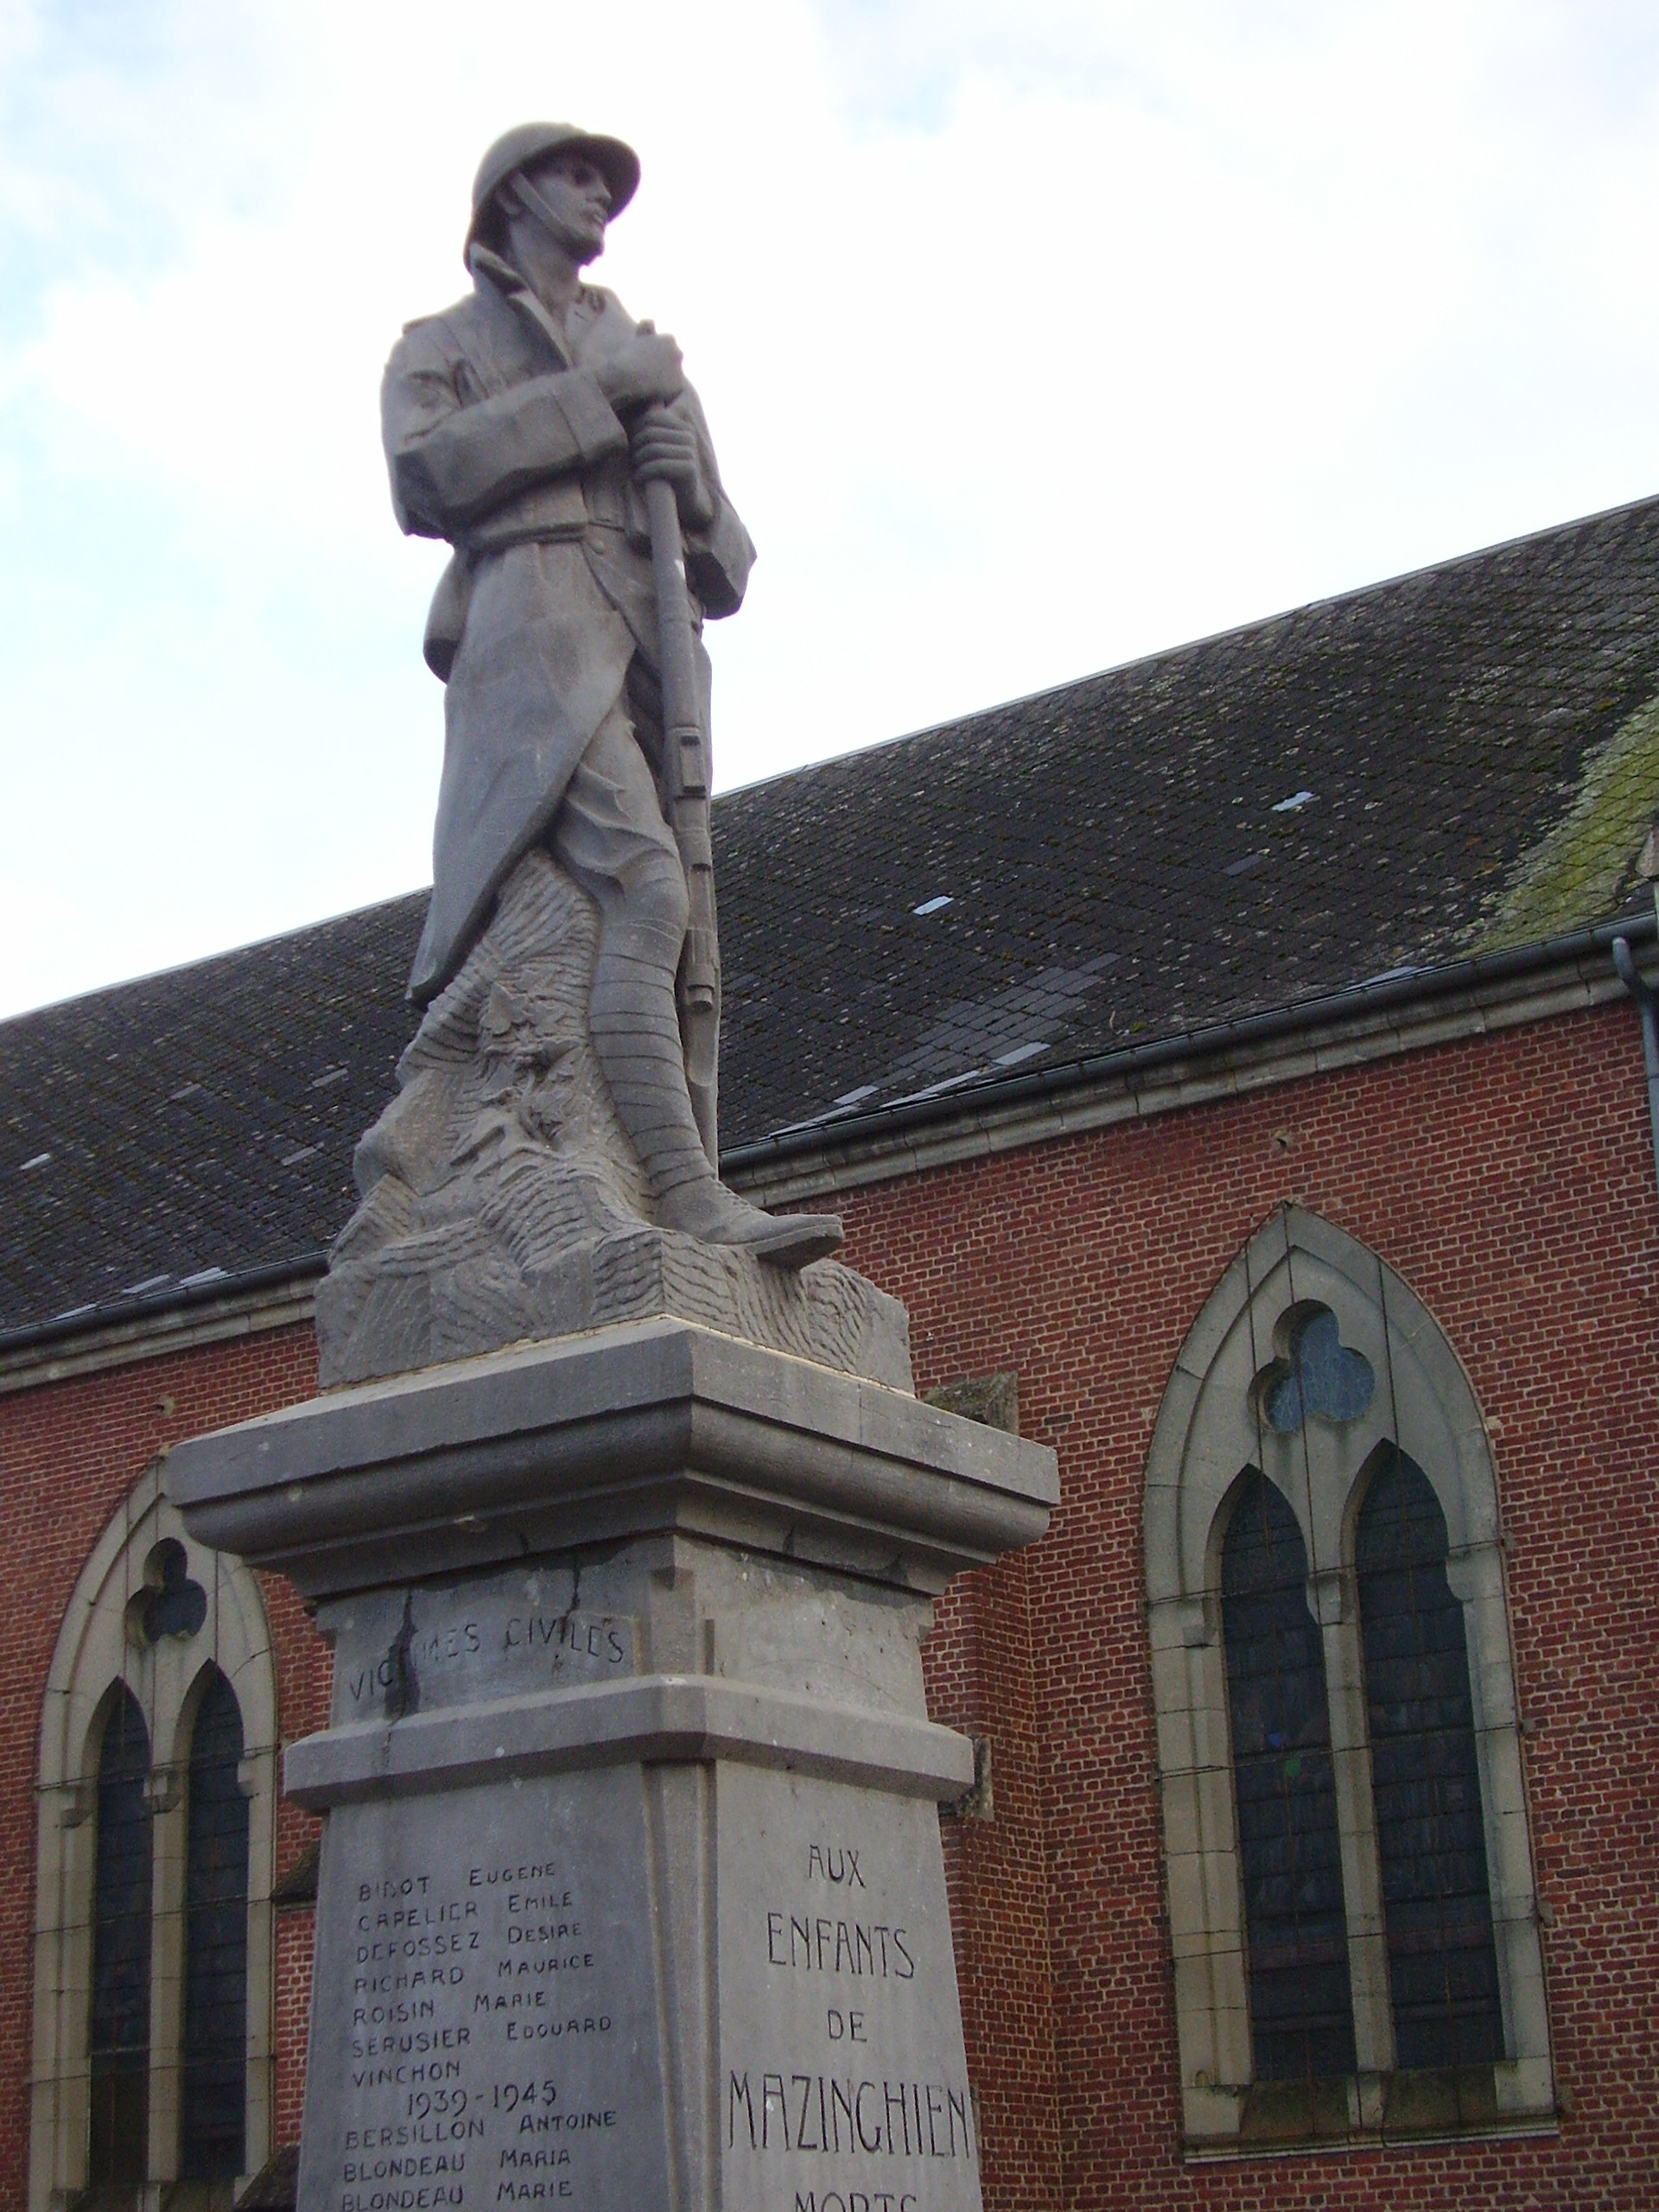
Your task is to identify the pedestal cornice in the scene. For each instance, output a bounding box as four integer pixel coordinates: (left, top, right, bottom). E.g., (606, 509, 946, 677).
(165, 1316, 1058, 1598)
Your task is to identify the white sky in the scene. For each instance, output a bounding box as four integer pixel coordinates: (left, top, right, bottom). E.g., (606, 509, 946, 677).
(3, 0, 1659, 1018)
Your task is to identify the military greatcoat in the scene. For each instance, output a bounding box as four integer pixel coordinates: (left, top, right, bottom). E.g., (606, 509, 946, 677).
(382, 245, 755, 1005)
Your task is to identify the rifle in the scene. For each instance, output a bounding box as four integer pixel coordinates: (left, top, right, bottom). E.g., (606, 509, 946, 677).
(644, 472, 720, 1170)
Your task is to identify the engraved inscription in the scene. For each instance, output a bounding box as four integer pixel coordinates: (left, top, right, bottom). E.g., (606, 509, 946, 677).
(343, 1619, 481, 1709)
(303, 1773, 670, 2212)
(808, 1845, 867, 1887)
(326, 1567, 639, 1725)
(727, 2069, 974, 2158)
(766, 1912, 916, 1979)
(340, 1611, 632, 1715)
(718, 1772, 982, 2212)
(503, 1611, 629, 1675)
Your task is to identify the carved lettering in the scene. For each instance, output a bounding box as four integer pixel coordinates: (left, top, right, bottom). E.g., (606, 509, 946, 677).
(793, 2196, 918, 2212)
(766, 1914, 917, 1979)
(806, 1845, 867, 1888)
(763, 2072, 789, 2148)
(346, 1620, 480, 1706)
(501, 1613, 629, 1667)
(730, 2074, 975, 2160)
(730, 2070, 756, 2147)
(341, 2145, 466, 2181)
(327, 1827, 646, 2202)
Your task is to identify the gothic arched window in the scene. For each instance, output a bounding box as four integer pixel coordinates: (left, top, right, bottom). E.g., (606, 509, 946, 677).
(1144, 1205, 1553, 2149)
(29, 1466, 278, 2206)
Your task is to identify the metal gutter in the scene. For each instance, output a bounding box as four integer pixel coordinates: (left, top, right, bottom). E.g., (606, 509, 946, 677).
(723, 911, 1658, 1175)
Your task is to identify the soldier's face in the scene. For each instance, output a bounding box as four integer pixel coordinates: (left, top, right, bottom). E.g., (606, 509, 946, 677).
(524, 152, 613, 260)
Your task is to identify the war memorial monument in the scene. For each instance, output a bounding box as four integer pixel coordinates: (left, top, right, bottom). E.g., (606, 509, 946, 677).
(167, 123, 1057, 2211)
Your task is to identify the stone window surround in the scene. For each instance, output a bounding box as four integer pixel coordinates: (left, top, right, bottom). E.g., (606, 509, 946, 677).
(29, 1461, 277, 2208)
(1143, 1205, 1554, 2149)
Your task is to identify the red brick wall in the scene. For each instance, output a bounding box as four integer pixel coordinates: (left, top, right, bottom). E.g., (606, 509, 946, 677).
(843, 997, 1659, 2209)
(0, 1325, 329, 2199)
(5, 995, 1656, 2207)
(933, 1545, 1064, 2209)
(274, 1902, 315, 2149)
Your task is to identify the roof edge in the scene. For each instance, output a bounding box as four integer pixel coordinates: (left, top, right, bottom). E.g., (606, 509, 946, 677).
(0, 1251, 327, 1370)
(5, 912, 1651, 1371)
(719, 490, 1659, 803)
(3, 890, 429, 1027)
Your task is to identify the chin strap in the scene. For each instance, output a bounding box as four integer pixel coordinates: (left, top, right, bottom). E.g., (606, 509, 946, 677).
(506, 168, 600, 257)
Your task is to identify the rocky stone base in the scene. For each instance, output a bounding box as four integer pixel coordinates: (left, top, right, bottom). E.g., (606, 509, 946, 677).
(318, 849, 910, 1390)
(317, 1219, 910, 1389)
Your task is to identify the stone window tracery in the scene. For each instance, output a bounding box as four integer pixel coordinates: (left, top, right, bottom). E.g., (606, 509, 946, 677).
(29, 1463, 276, 2209)
(1144, 1205, 1553, 2149)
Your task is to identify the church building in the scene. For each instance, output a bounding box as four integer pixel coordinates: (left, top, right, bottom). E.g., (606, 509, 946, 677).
(3, 494, 1658, 2208)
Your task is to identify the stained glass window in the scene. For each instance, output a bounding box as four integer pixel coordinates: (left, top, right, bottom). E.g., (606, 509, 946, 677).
(181, 1669, 249, 2178)
(1357, 1448, 1503, 2070)
(89, 1687, 152, 2185)
(1222, 1473, 1357, 2082)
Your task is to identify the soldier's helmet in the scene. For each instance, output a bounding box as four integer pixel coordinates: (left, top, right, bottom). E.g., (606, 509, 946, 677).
(466, 122, 641, 261)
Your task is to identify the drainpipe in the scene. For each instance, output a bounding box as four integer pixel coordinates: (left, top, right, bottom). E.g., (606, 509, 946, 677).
(1611, 822, 1659, 1198)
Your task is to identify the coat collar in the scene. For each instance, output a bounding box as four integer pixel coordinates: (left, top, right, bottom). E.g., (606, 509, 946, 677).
(468, 245, 609, 372)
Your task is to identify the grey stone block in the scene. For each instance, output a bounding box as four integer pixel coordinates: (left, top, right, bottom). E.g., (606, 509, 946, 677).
(285, 1675, 976, 1807)
(168, 1319, 1052, 2210)
(300, 1764, 675, 2209)
(716, 1767, 980, 2208)
(301, 1755, 984, 2212)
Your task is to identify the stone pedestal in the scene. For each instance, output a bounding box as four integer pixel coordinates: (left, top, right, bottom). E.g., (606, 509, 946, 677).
(167, 1319, 1057, 2212)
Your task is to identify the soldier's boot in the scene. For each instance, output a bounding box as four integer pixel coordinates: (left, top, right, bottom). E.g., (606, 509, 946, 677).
(589, 921, 843, 1269)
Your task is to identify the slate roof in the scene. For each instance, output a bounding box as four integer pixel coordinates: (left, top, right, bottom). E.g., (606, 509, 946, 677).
(5, 495, 1659, 1343)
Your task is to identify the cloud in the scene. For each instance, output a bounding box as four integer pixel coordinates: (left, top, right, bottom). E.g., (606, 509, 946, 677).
(3, 1, 1659, 1015)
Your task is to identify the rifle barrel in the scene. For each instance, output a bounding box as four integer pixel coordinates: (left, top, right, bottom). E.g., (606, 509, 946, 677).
(645, 474, 721, 1163)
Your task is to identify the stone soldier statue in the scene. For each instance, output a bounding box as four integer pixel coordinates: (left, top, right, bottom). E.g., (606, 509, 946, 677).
(380, 121, 840, 1269)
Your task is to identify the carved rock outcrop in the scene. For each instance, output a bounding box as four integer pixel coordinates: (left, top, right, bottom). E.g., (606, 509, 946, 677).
(317, 850, 909, 1390)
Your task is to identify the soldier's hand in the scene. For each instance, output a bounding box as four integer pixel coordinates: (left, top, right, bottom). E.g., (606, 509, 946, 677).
(630, 408, 716, 531)
(592, 330, 685, 414)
